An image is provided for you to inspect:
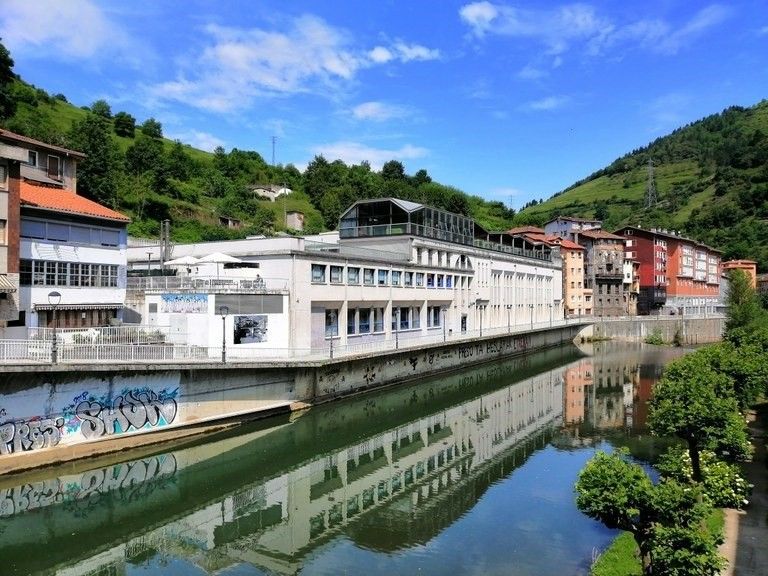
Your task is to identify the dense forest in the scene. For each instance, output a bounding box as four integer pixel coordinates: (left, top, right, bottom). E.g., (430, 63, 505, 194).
(519, 100, 768, 270)
(0, 41, 515, 242)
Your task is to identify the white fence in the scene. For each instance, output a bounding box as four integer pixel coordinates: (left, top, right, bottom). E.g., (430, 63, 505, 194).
(127, 276, 289, 293)
(28, 325, 181, 345)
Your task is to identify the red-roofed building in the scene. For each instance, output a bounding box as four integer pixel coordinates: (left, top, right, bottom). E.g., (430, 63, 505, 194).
(579, 229, 629, 316)
(0, 129, 131, 335)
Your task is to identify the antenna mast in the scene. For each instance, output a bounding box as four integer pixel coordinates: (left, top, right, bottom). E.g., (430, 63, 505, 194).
(271, 136, 276, 166)
(645, 158, 657, 208)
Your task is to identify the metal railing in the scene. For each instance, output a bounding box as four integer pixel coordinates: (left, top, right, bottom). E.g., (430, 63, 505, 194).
(127, 276, 289, 293)
(28, 325, 183, 345)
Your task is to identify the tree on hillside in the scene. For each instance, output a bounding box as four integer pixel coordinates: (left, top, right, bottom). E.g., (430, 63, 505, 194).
(649, 350, 750, 482)
(140, 117, 163, 139)
(90, 99, 112, 119)
(113, 111, 136, 138)
(125, 135, 164, 175)
(67, 114, 122, 206)
(381, 160, 405, 181)
(0, 39, 17, 120)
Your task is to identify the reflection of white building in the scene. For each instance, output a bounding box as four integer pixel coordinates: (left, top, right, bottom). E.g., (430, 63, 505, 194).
(28, 364, 562, 575)
(128, 198, 563, 354)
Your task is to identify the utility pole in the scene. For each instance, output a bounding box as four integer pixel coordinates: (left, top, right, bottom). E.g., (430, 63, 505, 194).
(271, 135, 276, 167)
(645, 158, 657, 209)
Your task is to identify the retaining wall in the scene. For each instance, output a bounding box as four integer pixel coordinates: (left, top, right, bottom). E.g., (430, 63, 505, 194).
(581, 316, 725, 345)
(0, 324, 583, 474)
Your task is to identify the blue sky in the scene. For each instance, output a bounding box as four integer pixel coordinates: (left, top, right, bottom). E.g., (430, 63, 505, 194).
(1, 1, 767, 209)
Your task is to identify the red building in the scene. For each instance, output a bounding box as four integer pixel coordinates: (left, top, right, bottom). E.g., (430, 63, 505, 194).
(615, 226, 721, 313)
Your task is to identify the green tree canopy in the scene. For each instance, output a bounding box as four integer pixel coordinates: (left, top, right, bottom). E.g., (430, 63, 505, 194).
(67, 114, 121, 206)
(140, 117, 163, 139)
(113, 111, 136, 138)
(90, 99, 112, 119)
(0, 38, 17, 120)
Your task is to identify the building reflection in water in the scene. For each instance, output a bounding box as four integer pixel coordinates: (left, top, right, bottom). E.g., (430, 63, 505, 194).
(0, 344, 683, 576)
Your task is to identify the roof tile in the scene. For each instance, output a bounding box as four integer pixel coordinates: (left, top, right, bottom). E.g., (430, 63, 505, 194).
(20, 181, 130, 222)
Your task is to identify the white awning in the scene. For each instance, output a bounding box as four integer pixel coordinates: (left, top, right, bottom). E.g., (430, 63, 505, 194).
(0, 275, 17, 293)
(34, 302, 123, 311)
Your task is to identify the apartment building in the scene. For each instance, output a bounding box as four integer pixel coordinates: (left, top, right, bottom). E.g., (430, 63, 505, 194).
(615, 226, 721, 313)
(0, 130, 132, 335)
(543, 216, 602, 242)
(722, 259, 757, 288)
(579, 229, 628, 316)
(128, 198, 564, 354)
(0, 131, 23, 335)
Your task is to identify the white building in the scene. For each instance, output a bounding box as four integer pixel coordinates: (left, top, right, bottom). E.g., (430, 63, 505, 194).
(127, 199, 563, 355)
(13, 180, 130, 335)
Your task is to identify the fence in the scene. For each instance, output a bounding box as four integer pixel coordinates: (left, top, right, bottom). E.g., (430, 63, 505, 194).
(127, 276, 289, 293)
(28, 325, 182, 345)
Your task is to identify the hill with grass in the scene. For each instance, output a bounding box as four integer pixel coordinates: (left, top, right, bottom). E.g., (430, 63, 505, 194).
(518, 100, 768, 269)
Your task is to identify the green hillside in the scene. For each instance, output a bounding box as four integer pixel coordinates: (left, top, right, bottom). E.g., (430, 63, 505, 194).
(519, 100, 768, 270)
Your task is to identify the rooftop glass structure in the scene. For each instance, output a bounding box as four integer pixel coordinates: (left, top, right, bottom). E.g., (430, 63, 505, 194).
(339, 198, 554, 262)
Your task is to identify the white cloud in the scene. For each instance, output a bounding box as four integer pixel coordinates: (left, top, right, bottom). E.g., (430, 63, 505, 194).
(518, 64, 547, 80)
(0, 0, 142, 65)
(166, 130, 225, 152)
(647, 92, 692, 132)
(520, 95, 569, 111)
(310, 141, 428, 170)
(149, 16, 439, 112)
(459, 2, 729, 57)
(351, 101, 410, 121)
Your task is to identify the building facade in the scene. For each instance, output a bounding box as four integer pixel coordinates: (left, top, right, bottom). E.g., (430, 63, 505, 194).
(127, 198, 564, 354)
(579, 230, 628, 316)
(543, 216, 602, 242)
(722, 259, 757, 288)
(616, 226, 721, 313)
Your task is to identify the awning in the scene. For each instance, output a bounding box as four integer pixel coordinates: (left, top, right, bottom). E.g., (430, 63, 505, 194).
(34, 303, 123, 311)
(0, 275, 17, 293)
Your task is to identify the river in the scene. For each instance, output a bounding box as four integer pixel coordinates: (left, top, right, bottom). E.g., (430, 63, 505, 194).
(0, 342, 688, 576)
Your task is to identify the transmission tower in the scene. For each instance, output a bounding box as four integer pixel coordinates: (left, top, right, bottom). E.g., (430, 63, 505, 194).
(645, 158, 657, 208)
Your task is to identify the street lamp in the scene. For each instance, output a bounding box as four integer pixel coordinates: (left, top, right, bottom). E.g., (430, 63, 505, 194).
(395, 308, 400, 350)
(479, 304, 484, 337)
(506, 304, 512, 332)
(219, 305, 229, 363)
(442, 307, 447, 342)
(146, 251, 152, 275)
(548, 303, 553, 327)
(47, 291, 61, 364)
(529, 303, 534, 329)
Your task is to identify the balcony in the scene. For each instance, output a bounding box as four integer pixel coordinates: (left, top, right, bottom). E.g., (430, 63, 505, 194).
(594, 271, 624, 280)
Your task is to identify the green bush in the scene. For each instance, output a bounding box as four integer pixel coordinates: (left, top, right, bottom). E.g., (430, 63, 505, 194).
(645, 328, 665, 345)
(657, 447, 752, 509)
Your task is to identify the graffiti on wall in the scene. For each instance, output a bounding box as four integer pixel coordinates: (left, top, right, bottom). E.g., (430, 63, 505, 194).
(73, 388, 179, 439)
(0, 417, 64, 455)
(161, 293, 208, 313)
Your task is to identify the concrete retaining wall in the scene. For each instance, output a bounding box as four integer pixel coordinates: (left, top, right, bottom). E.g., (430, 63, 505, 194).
(0, 324, 583, 474)
(580, 316, 725, 345)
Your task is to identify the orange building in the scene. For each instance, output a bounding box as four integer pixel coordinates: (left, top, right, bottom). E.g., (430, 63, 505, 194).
(722, 259, 757, 288)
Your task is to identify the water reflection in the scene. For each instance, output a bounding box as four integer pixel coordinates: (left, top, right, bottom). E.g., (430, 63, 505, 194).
(0, 343, 685, 576)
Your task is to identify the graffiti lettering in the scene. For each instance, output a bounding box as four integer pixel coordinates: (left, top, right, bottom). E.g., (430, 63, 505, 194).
(457, 346, 473, 359)
(0, 417, 64, 455)
(76, 390, 177, 439)
(0, 479, 62, 516)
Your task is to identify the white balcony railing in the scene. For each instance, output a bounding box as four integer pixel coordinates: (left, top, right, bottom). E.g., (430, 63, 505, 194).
(127, 276, 288, 293)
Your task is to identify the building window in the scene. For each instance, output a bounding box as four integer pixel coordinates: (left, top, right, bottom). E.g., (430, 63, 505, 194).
(391, 270, 401, 286)
(404, 271, 413, 286)
(393, 307, 412, 331)
(47, 155, 62, 180)
(312, 264, 326, 283)
(325, 309, 339, 337)
(0, 164, 6, 190)
(28, 151, 37, 166)
(415, 272, 424, 287)
(348, 267, 360, 284)
(436, 274, 444, 288)
(359, 309, 371, 333)
(330, 265, 343, 284)
(0, 219, 6, 244)
(427, 306, 442, 327)
(373, 308, 384, 332)
(426, 273, 435, 288)
(347, 309, 356, 335)
(378, 270, 389, 286)
(364, 268, 375, 285)
(412, 306, 421, 328)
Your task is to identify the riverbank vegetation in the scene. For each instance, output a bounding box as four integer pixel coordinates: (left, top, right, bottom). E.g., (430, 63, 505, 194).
(576, 269, 766, 575)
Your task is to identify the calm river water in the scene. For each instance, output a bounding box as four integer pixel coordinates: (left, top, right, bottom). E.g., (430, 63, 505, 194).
(0, 342, 688, 576)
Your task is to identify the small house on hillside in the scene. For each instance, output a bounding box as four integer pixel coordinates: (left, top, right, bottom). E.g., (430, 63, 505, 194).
(251, 184, 292, 202)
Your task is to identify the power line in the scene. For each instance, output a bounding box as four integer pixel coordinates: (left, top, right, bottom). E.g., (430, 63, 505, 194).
(645, 158, 657, 209)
